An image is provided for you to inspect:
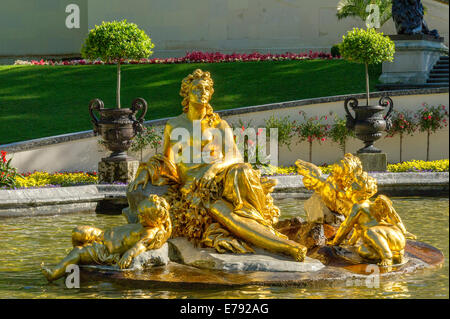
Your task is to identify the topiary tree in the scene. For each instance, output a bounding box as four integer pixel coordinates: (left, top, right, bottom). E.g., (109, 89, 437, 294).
(416, 104, 449, 161)
(81, 20, 154, 108)
(339, 27, 395, 106)
(327, 113, 355, 155)
(296, 111, 329, 163)
(385, 110, 417, 162)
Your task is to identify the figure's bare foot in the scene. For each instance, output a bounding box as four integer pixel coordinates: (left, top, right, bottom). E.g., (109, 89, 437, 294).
(40, 262, 54, 282)
(378, 258, 393, 267)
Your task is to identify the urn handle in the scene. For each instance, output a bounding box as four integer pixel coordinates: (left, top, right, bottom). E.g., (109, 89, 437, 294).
(344, 97, 358, 130)
(379, 96, 394, 131)
(88, 99, 104, 135)
(131, 98, 148, 133)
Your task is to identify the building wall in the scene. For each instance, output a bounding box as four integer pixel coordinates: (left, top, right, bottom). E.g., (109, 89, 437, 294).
(1, 0, 448, 61)
(0, 0, 88, 57)
(6, 91, 449, 173)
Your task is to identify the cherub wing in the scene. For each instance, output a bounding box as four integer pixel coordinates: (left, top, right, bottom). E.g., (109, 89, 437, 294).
(295, 159, 325, 181)
(375, 195, 417, 239)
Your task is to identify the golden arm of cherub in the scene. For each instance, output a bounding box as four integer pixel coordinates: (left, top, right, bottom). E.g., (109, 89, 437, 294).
(117, 227, 167, 269)
(330, 204, 361, 246)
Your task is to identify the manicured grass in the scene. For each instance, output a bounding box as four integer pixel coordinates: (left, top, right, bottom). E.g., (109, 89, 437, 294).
(0, 60, 381, 144)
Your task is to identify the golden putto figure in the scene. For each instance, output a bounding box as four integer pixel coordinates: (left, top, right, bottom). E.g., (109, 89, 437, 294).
(296, 154, 416, 267)
(129, 69, 307, 261)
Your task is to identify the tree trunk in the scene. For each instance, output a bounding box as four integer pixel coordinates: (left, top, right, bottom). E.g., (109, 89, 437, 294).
(117, 61, 121, 108)
(309, 141, 312, 163)
(426, 129, 430, 161)
(365, 62, 370, 106)
(400, 133, 403, 163)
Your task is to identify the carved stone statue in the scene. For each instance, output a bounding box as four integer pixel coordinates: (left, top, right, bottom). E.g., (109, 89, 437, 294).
(392, 0, 440, 38)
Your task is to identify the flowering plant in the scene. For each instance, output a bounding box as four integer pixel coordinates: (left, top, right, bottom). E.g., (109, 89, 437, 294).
(385, 110, 417, 162)
(261, 159, 449, 176)
(295, 111, 329, 162)
(0, 151, 19, 188)
(264, 115, 296, 151)
(415, 104, 448, 161)
(14, 171, 98, 188)
(15, 50, 335, 66)
(387, 159, 449, 173)
(327, 113, 355, 155)
(130, 126, 163, 161)
(231, 120, 269, 167)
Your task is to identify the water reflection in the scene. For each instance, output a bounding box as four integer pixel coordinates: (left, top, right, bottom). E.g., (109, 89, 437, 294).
(0, 197, 447, 299)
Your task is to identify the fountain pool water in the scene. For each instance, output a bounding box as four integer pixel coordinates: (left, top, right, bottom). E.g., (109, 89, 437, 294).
(0, 197, 448, 299)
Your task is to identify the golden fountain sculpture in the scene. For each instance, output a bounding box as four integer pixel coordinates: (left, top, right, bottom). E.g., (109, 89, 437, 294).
(41, 70, 414, 282)
(296, 154, 416, 267)
(41, 69, 306, 282)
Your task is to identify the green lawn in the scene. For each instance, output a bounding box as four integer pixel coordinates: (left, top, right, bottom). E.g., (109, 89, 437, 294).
(0, 60, 381, 144)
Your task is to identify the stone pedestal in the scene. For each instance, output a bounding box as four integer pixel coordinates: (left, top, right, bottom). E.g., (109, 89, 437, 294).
(378, 35, 448, 89)
(356, 152, 387, 172)
(98, 159, 139, 184)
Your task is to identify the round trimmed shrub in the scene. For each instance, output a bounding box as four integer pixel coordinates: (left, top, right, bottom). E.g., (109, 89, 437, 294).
(81, 20, 154, 108)
(331, 44, 341, 57)
(81, 20, 154, 63)
(340, 28, 395, 105)
(340, 27, 394, 65)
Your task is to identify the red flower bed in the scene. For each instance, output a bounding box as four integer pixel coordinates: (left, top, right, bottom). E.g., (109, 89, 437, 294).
(17, 50, 336, 66)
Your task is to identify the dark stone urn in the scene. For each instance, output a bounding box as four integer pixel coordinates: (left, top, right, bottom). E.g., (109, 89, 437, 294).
(344, 96, 393, 153)
(89, 98, 148, 162)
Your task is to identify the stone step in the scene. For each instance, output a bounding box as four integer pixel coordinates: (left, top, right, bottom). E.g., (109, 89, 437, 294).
(421, 82, 449, 87)
(429, 73, 449, 78)
(435, 62, 449, 68)
(427, 78, 449, 86)
(434, 65, 449, 70)
(430, 69, 449, 75)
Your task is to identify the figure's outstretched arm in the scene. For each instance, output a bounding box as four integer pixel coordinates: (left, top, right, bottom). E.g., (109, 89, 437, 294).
(117, 242, 147, 269)
(117, 228, 169, 269)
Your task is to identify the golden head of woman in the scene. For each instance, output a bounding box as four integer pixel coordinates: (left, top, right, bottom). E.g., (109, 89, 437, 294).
(180, 69, 214, 110)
